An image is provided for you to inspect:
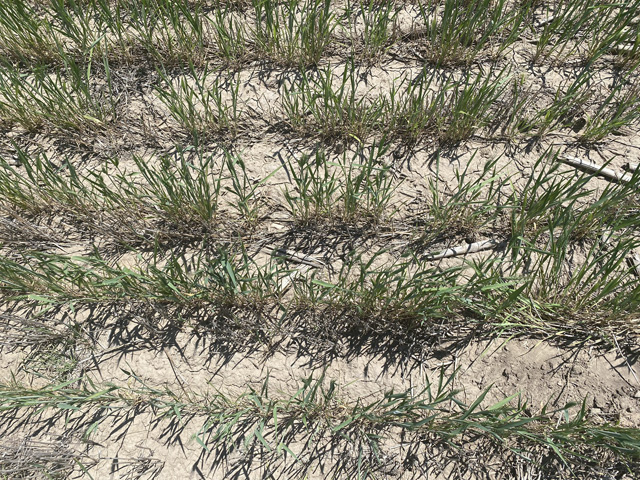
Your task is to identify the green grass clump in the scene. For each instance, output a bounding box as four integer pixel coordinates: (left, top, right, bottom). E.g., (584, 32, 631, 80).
(416, 0, 532, 65)
(0, 0, 61, 64)
(0, 147, 266, 245)
(532, 0, 640, 64)
(422, 154, 507, 241)
(0, 248, 285, 307)
(282, 61, 387, 141)
(341, 0, 399, 61)
(252, 0, 336, 67)
(531, 68, 640, 140)
(579, 79, 640, 143)
(0, 55, 117, 132)
(155, 64, 241, 141)
(388, 66, 512, 143)
(283, 141, 396, 225)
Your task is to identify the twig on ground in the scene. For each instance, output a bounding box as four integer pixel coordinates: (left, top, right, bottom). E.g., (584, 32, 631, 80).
(424, 238, 505, 261)
(559, 155, 633, 183)
(163, 346, 189, 395)
(272, 247, 325, 268)
(612, 334, 640, 386)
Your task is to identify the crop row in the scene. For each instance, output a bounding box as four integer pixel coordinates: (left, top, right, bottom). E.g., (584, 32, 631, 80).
(1, 59, 638, 144)
(1, 0, 638, 68)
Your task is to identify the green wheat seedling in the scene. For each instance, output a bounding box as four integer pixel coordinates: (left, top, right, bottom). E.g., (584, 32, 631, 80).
(0, 153, 86, 217)
(502, 151, 640, 317)
(283, 149, 340, 224)
(612, 29, 640, 70)
(530, 190, 640, 313)
(126, 0, 209, 67)
(49, 0, 104, 58)
(283, 140, 396, 225)
(508, 150, 596, 241)
(531, 0, 640, 64)
(129, 149, 273, 232)
(0, 0, 60, 63)
(388, 67, 511, 143)
(4, 369, 637, 469)
(0, 247, 286, 306)
(282, 61, 387, 141)
(437, 67, 511, 143)
(341, 140, 396, 224)
(579, 79, 640, 143)
(294, 250, 466, 330)
(422, 154, 508, 242)
(0, 0, 211, 68)
(0, 148, 125, 231)
(196, 371, 343, 454)
(386, 69, 442, 141)
(532, 67, 594, 138)
(505, 222, 640, 320)
(104, 151, 223, 229)
(0, 54, 117, 132)
(0, 149, 134, 243)
(551, 174, 640, 244)
(0, 147, 229, 244)
(416, 0, 532, 65)
(532, 0, 598, 63)
(156, 64, 241, 141)
(489, 72, 539, 138)
(0, 147, 280, 244)
(121, 151, 225, 232)
(334, 253, 463, 329)
(341, 0, 399, 61)
(224, 152, 274, 227)
(581, 0, 640, 63)
(90, 0, 254, 66)
(251, 0, 335, 67)
(90, 0, 138, 64)
(208, 5, 250, 63)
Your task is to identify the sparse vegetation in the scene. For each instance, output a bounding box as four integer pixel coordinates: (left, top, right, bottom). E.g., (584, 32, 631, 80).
(1, 0, 639, 478)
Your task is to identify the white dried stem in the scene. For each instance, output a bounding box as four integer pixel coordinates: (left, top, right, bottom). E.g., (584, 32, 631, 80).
(559, 155, 633, 183)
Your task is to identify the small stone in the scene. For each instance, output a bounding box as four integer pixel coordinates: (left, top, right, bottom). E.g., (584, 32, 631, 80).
(634, 390, 640, 399)
(591, 408, 602, 415)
